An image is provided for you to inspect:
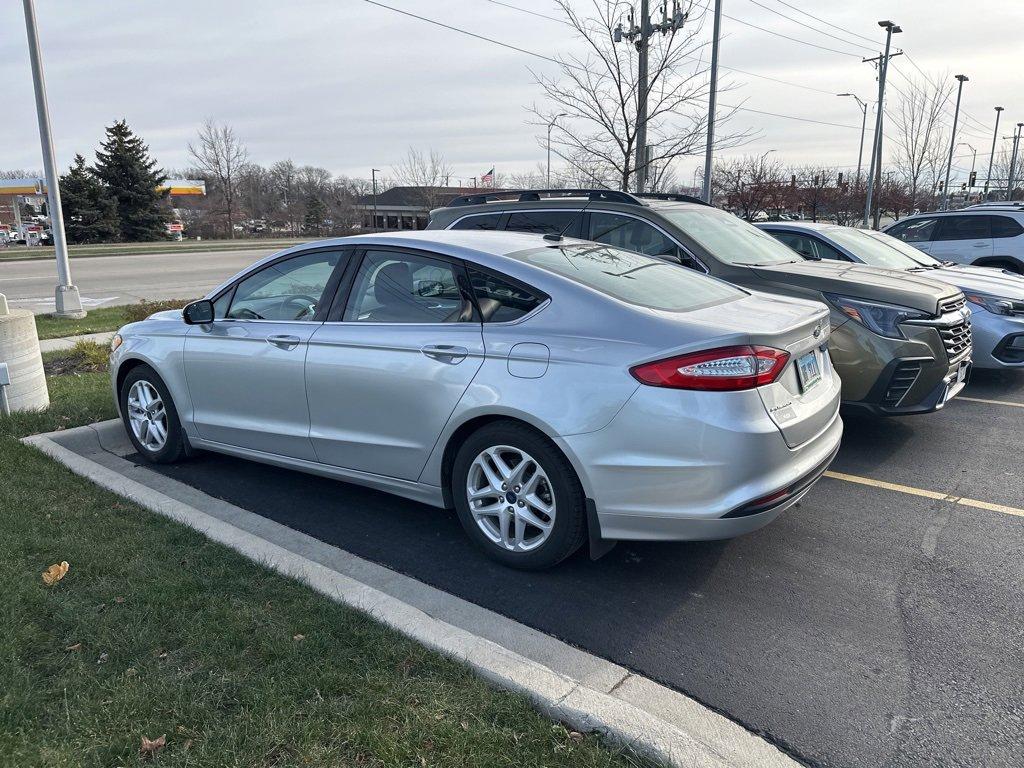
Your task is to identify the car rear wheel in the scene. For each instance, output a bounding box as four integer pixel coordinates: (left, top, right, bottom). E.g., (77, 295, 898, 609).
(452, 421, 586, 569)
(119, 365, 188, 464)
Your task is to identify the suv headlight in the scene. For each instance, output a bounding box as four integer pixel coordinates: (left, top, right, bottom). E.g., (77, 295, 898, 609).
(110, 333, 123, 352)
(965, 292, 1017, 315)
(824, 293, 929, 339)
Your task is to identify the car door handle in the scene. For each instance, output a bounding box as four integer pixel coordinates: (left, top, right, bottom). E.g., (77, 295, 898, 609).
(421, 344, 469, 363)
(267, 334, 301, 350)
(973, 242, 988, 247)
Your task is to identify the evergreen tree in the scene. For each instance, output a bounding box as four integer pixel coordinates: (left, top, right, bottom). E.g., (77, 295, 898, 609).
(59, 155, 120, 244)
(302, 196, 328, 236)
(93, 120, 169, 241)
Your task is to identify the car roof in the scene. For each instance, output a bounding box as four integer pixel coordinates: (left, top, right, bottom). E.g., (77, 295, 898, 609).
(329, 229, 563, 257)
(755, 221, 842, 233)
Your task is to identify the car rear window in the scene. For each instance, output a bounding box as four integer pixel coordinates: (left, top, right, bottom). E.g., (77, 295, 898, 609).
(515, 242, 744, 312)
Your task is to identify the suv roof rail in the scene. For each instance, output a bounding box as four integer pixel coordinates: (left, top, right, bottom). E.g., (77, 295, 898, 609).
(633, 192, 711, 206)
(446, 188, 642, 207)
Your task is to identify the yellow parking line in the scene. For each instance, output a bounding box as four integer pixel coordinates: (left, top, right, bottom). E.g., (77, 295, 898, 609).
(823, 470, 1024, 519)
(956, 396, 1024, 409)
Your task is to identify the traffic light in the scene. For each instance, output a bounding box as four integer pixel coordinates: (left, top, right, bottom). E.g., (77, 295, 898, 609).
(969, 171, 977, 187)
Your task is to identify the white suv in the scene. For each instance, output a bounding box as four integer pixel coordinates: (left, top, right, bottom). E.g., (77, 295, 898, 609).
(884, 209, 1024, 274)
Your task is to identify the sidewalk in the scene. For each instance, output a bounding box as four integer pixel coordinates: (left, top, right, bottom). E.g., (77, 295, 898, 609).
(38, 331, 116, 353)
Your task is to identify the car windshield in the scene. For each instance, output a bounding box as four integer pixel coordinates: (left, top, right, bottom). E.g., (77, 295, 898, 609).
(517, 242, 745, 312)
(823, 227, 926, 270)
(864, 230, 942, 267)
(657, 207, 801, 265)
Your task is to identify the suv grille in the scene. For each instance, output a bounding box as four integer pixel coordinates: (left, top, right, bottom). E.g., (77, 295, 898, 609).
(941, 319, 972, 362)
(939, 296, 968, 314)
(882, 361, 922, 407)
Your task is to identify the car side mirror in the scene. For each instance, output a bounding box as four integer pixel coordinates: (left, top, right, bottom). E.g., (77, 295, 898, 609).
(183, 299, 215, 325)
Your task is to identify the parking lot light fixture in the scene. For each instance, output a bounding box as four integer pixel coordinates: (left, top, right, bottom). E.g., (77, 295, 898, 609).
(941, 74, 970, 211)
(21, 0, 84, 319)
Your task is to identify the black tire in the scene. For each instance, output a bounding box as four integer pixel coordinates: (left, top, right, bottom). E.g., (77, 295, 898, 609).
(451, 420, 587, 570)
(119, 364, 189, 464)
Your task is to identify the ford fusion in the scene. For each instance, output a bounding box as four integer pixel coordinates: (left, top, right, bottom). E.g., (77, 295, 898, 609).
(109, 231, 841, 569)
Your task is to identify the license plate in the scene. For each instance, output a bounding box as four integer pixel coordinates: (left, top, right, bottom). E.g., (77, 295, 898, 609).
(796, 351, 821, 391)
(956, 362, 969, 385)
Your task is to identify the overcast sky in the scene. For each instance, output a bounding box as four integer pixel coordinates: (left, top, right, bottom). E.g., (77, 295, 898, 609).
(3, 0, 1022, 186)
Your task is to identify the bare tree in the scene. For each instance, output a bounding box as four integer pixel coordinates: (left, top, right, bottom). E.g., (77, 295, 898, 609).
(188, 119, 248, 238)
(713, 154, 787, 221)
(393, 147, 453, 208)
(531, 0, 748, 192)
(890, 72, 952, 209)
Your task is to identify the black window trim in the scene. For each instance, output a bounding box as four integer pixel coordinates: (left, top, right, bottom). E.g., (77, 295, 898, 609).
(324, 244, 477, 325)
(464, 262, 551, 326)
(206, 244, 355, 325)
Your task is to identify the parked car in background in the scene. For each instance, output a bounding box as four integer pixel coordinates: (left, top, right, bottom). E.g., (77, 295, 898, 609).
(884, 209, 1024, 274)
(759, 222, 1024, 370)
(109, 230, 842, 569)
(428, 190, 970, 416)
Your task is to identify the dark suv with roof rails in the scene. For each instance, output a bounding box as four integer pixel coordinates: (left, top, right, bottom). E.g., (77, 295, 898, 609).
(427, 189, 972, 416)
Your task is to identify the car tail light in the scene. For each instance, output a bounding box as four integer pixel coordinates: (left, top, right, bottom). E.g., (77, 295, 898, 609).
(630, 345, 790, 391)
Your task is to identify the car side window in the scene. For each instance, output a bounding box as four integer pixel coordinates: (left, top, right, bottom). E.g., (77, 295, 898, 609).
(212, 290, 233, 319)
(934, 215, 991, 241)
(468, 269, 543, 323)
(450, 213, 502, 230)
(227, 250, 342, 321)
(990, 215, 1024, 238)
(588, 212, 680, 259)
(807, 236, 846, 261)
(344, 250, 469, 323)
(889, 218, 937, 243)
(505, 211, 581, 237)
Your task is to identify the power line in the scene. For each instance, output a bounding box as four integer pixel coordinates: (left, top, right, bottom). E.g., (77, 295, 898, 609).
(766, 0, 881, 46)
(718, 11, 864, 57)
(364, 1, 873, 134)
(740, 0, 875, 55)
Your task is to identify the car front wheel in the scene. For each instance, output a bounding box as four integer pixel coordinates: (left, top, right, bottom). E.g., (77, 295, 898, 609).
(452, 421, 586, 569)
(119, 365, 188, 464)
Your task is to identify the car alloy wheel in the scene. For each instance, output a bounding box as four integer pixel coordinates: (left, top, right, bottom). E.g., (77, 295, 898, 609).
(466, 445, 556, 552)
(126, 379, 168, 452)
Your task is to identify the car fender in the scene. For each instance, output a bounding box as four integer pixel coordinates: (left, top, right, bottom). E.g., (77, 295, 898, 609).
(110, 331, 191, 431)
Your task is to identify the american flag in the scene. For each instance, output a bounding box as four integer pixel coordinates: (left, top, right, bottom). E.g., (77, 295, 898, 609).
(481, 167, 494, 186)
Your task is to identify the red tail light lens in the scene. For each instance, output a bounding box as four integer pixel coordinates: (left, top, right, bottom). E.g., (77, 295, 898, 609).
(630, 345, 790, 391)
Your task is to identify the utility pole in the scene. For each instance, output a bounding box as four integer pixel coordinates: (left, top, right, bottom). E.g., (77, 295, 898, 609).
(862, 20, 902, 229)
(615, 1, 687, 194)
(1007, 123, 1023, 203)
(370, 168, 380, 230)
(702, 0, 723, 203)
(983, 106, 1003, 198)
(838, 93, 869, 185)
(940, 74, 969, 211)
(22, 0, 84, 318)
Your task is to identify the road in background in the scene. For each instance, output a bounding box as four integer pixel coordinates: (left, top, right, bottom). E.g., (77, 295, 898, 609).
(0, 247, 278, 313)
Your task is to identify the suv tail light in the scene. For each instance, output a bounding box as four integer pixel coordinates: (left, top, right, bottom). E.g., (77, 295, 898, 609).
(630, 345, 790, 391)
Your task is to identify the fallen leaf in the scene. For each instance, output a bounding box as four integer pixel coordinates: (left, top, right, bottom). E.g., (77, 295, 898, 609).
(97, 653, 108, 664)
(460, 721, 469, 731)
(42, 561, 70, 586)
(140, 734, 166, 757)
(115, 596, 126, 604)
(568, 731, 584, 743)
(66, 642, 82, 652)
(292, 634, 305, 642)
(183, 739, 193, 751)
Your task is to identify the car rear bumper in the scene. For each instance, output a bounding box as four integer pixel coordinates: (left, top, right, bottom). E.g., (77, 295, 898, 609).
(556, 383, 843, 542)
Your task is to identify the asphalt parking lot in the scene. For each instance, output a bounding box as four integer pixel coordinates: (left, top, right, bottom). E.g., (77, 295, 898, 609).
(140, 370, 1024, 768)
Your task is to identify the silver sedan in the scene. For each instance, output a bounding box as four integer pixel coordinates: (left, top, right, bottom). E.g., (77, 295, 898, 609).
(110, 231, 842, 568)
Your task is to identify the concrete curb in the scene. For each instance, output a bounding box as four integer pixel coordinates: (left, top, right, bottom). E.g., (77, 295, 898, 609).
(22, 422, 801, 768)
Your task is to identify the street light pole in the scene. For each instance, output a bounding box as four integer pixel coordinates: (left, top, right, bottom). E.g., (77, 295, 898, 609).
(21, 0, 83, 318)
(862, 20, 901, 228)
(983, 106, 1004, 199)
(941, 74, 969, 211)
(547, 113, 567, 187)
(1007, 124, 1023, 203)
(702, 0, 723, 203)
(371, 168, 380, 231)
(838, 93, 868, 185)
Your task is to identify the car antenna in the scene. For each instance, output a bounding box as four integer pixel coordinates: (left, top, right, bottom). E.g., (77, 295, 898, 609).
(544, 196, 593, 242)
